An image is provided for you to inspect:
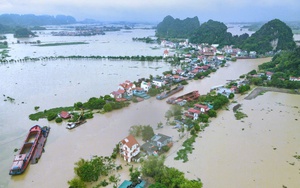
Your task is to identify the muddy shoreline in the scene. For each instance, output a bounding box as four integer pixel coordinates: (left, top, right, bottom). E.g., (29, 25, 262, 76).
(245, 86, 299, 100)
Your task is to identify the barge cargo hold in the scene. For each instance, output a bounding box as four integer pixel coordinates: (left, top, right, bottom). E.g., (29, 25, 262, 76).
(9, 125, 42, 175)
(156, 85, 184, 100)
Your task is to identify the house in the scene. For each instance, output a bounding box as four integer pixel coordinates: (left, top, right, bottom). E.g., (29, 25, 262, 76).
(119, 135, 140, 162)
(194, 104, 210, 113)
(152, 79, 165, 88)
(140, 81, 151, 92)
(118, 80, 136, 97)
(185, 108, 201, 120)
(141, 133, 173, 156)
(110, 89, 125, 100)
(289, 76, 300, 81)
(163, 49, 169, 58)
(217, 87, 233, 98)
(266, 71, 274, 80)
(59, 111, 71, 119)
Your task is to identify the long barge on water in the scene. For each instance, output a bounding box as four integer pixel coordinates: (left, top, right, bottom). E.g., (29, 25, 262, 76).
(156, 85, 184, 100)
(9, 125, 50, 175)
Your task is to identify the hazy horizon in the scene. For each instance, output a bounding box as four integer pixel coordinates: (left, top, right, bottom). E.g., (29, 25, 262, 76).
(0, 0, 299, 23)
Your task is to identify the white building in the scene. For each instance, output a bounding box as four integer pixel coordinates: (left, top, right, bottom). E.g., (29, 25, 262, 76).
(119, 135, 140, 162)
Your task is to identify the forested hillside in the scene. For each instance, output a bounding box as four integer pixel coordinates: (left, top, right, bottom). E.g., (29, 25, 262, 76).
(189, 19, 234, 45)
(238, 19, 296, 54)
(258, 47, 300, 89)
(155, 15, 200, 39)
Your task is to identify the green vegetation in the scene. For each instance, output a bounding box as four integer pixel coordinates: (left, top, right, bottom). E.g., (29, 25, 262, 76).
(141, 156, 203, 187)
(258, 47, 300, 89)
(234, 110, 248, 120)
(129, 125, 154, 141)
(30, 95, 130, 121)
(37, 42, 88, 47)
(132, 37, 158, 43)
(0, 41, 8, 48)
(14, 27, 36, 38)
(190, 19, 234, 46)
(239, 19, 296, 54)
(174, 135, 196, 162)
(68, 155, 116, 188)
(293, 155, 300, 160)
(29, 106, 74, 121)
(156, 15, 200, 39)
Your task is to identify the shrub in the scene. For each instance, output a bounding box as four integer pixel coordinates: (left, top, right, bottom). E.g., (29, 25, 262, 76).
(55, 117, 63, 123)
(47, 112, 57, 121)
(103, 103, 112, 112)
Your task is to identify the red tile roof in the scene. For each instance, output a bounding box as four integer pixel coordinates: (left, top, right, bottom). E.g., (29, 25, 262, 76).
(120, 135, 139, 148)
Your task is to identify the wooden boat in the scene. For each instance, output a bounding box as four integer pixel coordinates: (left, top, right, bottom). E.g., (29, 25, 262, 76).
(9, 125, 42, 175)
(156, 85, 184, 100)
(166, 90, 200, 104)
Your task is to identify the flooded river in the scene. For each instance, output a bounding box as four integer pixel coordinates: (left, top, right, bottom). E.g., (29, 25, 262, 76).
(0, 26, 299, 188)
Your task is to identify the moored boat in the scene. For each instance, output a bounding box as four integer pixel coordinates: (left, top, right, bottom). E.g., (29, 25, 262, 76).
(156, 85, 184, 100)
(9, 125, 42, 175)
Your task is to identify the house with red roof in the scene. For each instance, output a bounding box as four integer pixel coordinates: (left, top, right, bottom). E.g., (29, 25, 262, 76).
(110, 89, 125, 100)
(185, 108, 201, 120)
(119, 135, 140, 162)
(194, 104, 210, 113)
(59, 111, 71, 119)
(163, 49, 169, 58)
(118, 80, 136, 97)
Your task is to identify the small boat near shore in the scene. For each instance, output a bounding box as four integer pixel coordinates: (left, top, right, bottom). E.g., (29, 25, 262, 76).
(9, 125, 45, 175)
(156, 85, 184, 100)
(66, 120, 87, 129)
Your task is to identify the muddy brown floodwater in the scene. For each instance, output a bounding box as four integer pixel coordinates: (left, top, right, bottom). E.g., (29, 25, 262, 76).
(3, 57, 300, 188)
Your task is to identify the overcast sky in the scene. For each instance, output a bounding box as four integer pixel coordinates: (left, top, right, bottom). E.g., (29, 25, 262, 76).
(0, 0, 299, 23)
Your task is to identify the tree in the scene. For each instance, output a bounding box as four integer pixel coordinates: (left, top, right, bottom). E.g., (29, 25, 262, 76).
(103, 103, 112, 112)
(142, 125, 154, 141)
(228, 93, 235, 99)
(74, 156, 105, 182)
(109, 174, 120, 188)
(207, 109, 217, 118)
(129, 168, 141, 184)
(68, 178, 86, 188)
(47, 112, 57, 121)
(141, 155, 165, 178)
(149, 182, 167, 188)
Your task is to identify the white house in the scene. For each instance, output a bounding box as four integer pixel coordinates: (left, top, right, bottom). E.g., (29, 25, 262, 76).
(119, 135, 140, 162)
(152, 79, 165, 88)
(140, 81, 151, 92)
(290, 77, 300, 81)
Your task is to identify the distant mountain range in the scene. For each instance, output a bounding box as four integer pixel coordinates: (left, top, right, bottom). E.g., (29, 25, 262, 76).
(156, 16, 296, 54)
(0, 14, 76, 26)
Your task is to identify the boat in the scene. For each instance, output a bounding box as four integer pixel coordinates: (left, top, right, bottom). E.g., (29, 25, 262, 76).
(66, 120, 87, 129)
(9, 125, 42, 175)
(166, 90, 200, 104)
(156, 85, 184, 100)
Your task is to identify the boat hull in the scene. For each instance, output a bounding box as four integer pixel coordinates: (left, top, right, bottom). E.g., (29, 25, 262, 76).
(9, 125, 42, 175)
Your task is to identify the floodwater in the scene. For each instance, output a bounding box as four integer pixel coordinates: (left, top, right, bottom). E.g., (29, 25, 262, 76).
(165, 92, 300, 188)
(0, 26, 299, 188)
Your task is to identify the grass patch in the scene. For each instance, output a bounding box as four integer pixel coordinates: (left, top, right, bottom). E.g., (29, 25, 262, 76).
(37, 42, 88, 47)
(174, 135, 196, 163)
(29, 106, 74, 121)
(293, 155, 300, 160)
(234, 110, 248, 120)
